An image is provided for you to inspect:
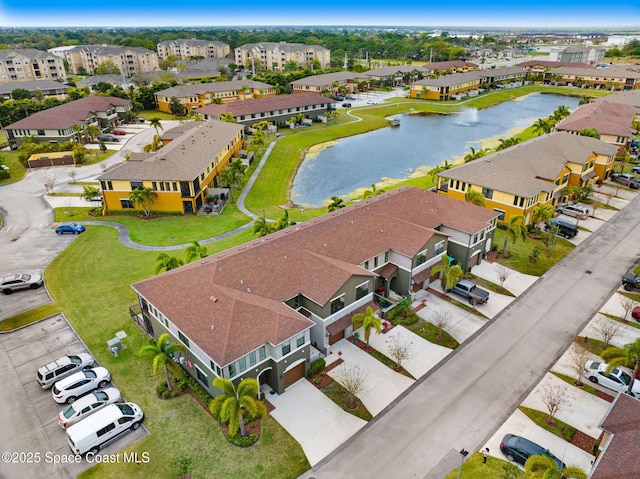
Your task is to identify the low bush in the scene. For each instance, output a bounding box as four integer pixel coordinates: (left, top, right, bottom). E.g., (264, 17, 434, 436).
(308, 358, 326, 377)
(227, 433, 259, 447)
(387, 305, 419, 325)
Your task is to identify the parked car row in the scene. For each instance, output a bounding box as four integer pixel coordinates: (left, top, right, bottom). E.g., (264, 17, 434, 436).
(610, 173, 640, 189)
(36, 354, 144, 456)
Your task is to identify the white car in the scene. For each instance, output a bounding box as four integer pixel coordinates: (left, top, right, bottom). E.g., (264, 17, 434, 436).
(37, 353, 95, 389)
(52, 367, 111, 404)
(583, 360, 640, 396)
(1, 273, 43, 294)
(366, 99, 377, 104)
(556, 203, 589, 219)
(57, 387, 122, 428)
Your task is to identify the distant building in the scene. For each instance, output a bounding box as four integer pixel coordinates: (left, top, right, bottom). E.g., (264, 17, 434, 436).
(76, 74, 136, 92)
(61, 45, 160, 76)
(157, 39, 231, 60)
(0, 80, 69, 100)
(0, 49, 67, 83)
(364, 65, 428, 86)
(515, 60, 595, 75)
(235, 42, 330, 72)
(421, 61, 479, 74)
(549, 46, 606, 65)
(543, 65, 640, 90)
(290, 72, 366, 95)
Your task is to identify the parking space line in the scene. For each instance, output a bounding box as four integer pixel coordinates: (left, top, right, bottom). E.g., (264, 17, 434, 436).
(54, 326, 71, 333)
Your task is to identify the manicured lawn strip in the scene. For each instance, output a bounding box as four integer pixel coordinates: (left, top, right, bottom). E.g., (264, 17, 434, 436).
(493, 228, 575, 276)
(318, 380, 373, 421)
(0, 303, 63, 331)
(446, 297, 491, 319)
(444, 452, 524, 479)
(465, 273, 516, 297)
(2, 226, 309, 479)
(576, 336, 608, 355)
(138, 110, 178, 121)
(0, 150, 29, 184)
(600, 312, 640, 330)
(618, 291, 640, 303)
(367, 347, 415, 380)
(49, 192, 83, 197)
(518, 406, 576, 442)
(551, 371, 599, 396)
(635, 264, 640, 275)
(405, 318, 460, 349)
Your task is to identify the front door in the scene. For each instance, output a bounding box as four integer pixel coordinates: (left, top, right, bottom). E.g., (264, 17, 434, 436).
(183, 201, 194, 214)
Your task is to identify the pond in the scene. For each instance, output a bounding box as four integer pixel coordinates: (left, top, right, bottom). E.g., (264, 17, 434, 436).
(290, 93, 580, 207)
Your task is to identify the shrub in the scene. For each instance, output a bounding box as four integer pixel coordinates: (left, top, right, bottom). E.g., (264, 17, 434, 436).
(387, 305, 419, 325)
(496, 221, 508, 230)
(227, 433, 259, 447)
(308, 358, 326, 377)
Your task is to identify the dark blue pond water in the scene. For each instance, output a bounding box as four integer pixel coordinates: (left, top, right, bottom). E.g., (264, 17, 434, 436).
(290, 93, 580, 207)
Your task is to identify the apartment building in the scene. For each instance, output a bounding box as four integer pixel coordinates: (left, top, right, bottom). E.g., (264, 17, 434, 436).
(235, 42, 330, 72)
(0, 49, 67, 83)
(157, 39, 231, 60)
(62, 45, 160, 76)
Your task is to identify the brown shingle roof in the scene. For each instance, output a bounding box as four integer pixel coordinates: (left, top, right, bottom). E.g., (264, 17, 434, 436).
(4, 96, 131, 130)
(515, 60, 595, 69)
(556, 102, 638, 138)
(197, 93, 333, 118)
(412, 71, 483, 87)
(156, 80, 273, 98)
(132, 188, 498, 365)
(290, 71, 365, 87)
(594, 90, 640, 109)
(421, 61, 479, 70)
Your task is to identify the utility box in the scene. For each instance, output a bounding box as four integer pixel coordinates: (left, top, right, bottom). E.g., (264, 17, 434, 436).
(107, 337, 123, 354)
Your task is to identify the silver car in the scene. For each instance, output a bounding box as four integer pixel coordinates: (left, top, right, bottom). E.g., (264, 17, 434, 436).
(37, 353, 95, 389)
(52, 367, 110, 404)
(57, 387, 122, 428)
(556, 203, 589, 219)
(1, 273, 43, 294)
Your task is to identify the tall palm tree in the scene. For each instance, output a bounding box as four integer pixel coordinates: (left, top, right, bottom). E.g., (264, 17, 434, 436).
(464, 147, 489, 163)
(218, 167, 239, 203)
(184, 240, 208, 263)
(328, 196, 345, 212)
(552, 105, 571, 122)
(431, 254, 464, 293)
(531, 204, 555, 230)
(363, 183, 385, 199)
(129, 186, 156, 217)
(464, 190, 486, 207)
(219, 112, 237, 123)
(229, 159, 247, 184)
(275, 209, 293, 231)
(81, 185, 100, 204)
(85, 124, 101, 142)
(252, 212, 276, 237)
(602, 338, 640, 395)
(155, 252, 184, 274)
(429, 161, 453, 179)
(138, 333, 186, 393)
(502, 214, 527, 254)
(209, 377, 267, 437)
(524, 454, 587, 479)
(351, 306, 382, 348)
(496, 137, 522, 150)
(143, 134, 162, 152)
(532, 118, 552, 136)
(148, 117, 163, 135)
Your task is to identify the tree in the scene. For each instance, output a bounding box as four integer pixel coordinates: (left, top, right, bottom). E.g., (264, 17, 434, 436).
(385, 334, 413, 370)
(576, 185, 593, 203)
(85, 124, 101, 142)
(431, 254, 464, 293)
(169, 97, 187, 116)
(252, 211, 276, 237)
(524, 454, 587, 479)
(538, 381, 572, 426)
(138, 333, 186, 393)
(592, 315, 622, 350)
(464, 189, 485, 207)
(328, 196, 345, 212)
(496, 137, 521, 150)
(464, 147, 488, 163)
(579, 128, 600, 139)
(155, 253, 184, 274)
(333, 364, 367, 409)
(95, 60, 121, 75)
(218, 166, 239, 203)
(148, 117, 163, 136)
(351, 306, 382, 348)
(495, 264, 512, 288)
(601, 338, 640, 395)
(129, 186, 156, 217)
(275, 209, 294, 231)
(219, 112, 237, 123)
(532, 118, 552, 136)
(11, 88, 31, 100)
(184, 240, 208, 263)
(363, 183, 385, 199)
(209, 377, 267, 437)
(229, 158, 248, 184)
(72, 144, 87, 164)
(567, 344, 590, 387)
(502, 215, 527, 254)
(143, 134, 162, 152)
(531, 204, 554, 230)
(578, 96, 592, 105)
(620, 295, 637, 322)
(81, 185, 100, 205)
(552, 105, 571, 122)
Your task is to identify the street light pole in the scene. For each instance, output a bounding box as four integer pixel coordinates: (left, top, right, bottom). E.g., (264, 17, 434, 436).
(456, 449, 469, 479)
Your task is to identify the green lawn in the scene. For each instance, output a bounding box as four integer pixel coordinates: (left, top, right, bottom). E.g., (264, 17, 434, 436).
(551, 371, 599, 396)
(444, 452, 524, 479)
(318, 380, 373, 422)
(518, 406, 576, 442)
(0, 150, 29, 184)
(0, 226, 309, 479)
(405, 318, 460, 349)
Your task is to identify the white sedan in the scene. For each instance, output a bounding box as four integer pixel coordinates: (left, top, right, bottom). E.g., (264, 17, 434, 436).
(57, 387, 122, 428)
(583, 360, 640, 396)
(51, 367, 111, 404)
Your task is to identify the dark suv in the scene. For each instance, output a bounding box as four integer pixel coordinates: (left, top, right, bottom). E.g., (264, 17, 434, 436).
(500, 434, 565, 469)
(545, 217, 578, 239)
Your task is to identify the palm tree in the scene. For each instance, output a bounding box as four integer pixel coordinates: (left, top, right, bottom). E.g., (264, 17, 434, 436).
(184, 240, 208, 263)
(155, 252, 184, 274)
(328, 196, 345, 212)
(209, 377, 267, 437)
(552, 105, 571, 122)
(524, 455, 587, 479)
(138, 333, 186, 393)
(351, 306, 382, 348)
(363, 183, 385, 199)
(253, 211, 276, 237)
(562, 185, 580, 203)
(148, 117, 163, 135)
(531, 204, 555, 230)
(143, 134, 162, 152)
(576, 185, 593, 203)
(496, 137, 522, 150)
(81, 185, 100, 204)
(275, 209, 293, 231)
(229, 159, 247, 185)
(464, 147, 489, 163)
(218, 167, 239, 203)
(429, 161, 453, 179)
(71, 124, 86, 143)
(464, 190, 486, 207)
(85, 124, 101, 142)
(532, 118, 552, 136)
(219, 112, 237, 123)
(601, 338, 640, 395)
(431, 254, 464, 293)
(129, 186, 156, 217)
(578, 96, 592, 106)
(502, 214, 527, 254)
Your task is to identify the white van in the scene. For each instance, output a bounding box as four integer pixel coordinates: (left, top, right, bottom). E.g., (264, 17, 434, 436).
(66, 402, 143, 456)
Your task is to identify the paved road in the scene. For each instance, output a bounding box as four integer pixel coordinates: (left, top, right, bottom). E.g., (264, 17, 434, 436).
(304, 194, 640, 479)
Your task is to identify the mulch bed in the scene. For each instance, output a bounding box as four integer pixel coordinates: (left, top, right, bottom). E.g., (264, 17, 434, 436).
(595, 390, 614, 403)
(484, 249, 498, 263)
(347, 335, 374, 352)
(570, 429, 604, 455)
(307, 358, 343, 388)
(411, 303, 427, 314)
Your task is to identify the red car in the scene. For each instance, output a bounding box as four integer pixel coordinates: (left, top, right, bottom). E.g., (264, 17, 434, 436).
(111, 129, 126, 135)
(633, 306, 640, 321)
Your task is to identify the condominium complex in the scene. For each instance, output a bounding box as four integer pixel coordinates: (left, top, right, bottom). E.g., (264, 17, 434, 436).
(59, 45, 160, 76)
(0, 49, 67, 83)
(157, 39, 231, 60)
(235, 42, 330, 72)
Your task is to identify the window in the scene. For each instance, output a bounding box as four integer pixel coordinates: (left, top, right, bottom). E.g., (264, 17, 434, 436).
(228, 363, 236, 377)
(97, 423, 116, 437)
(416, 250, 427, 265)
(195, 365, 208, 385)
(259, 346, 266, 361)
(364, 261, 369, 270)
(355, 282, 369, 300)
(384, 251, 389, 262)
(130, 181, 143, 190)
(434, 242, 444, 256)
(493, 209, 506, 220)
(281, 341, 291, 355)
(481, 187, 494, 200)
(296, 333, 305, 348)
(178, 331, 190, 347)
(330, 295, 345, 314)
(374, 256, 378, 267)
(238, 357, 246, 372)
(120, 199, 134, 209)
(249, 351, 256, 366)
(37, 129, 45, 136)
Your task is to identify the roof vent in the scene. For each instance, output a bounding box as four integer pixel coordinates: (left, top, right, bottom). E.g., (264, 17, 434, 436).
(160, 157, 166, 161)
(210, 325, 215, 330)
(210, 296, 218, 303)
(246, 287, 251, 293)
(240, 279, 244, 284)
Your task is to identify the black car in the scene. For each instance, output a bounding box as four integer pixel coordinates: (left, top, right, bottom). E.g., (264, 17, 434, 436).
(545, 217, 578, 239)
(342, 102, 352, 108)
(500, 434, 565, 469)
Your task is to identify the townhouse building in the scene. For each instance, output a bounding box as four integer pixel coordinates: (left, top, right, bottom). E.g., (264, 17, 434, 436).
(235, 42, 330, 72)
(97, 120, 244, 215)
(62, 45, 160, 76)
(437, 132, 619, 223)
(410, 71, 483, 100)
(157, 39, 231, 60)
(421, 61, 479, 74)
(130, 187, 499, 396)
(549, 45, 606, 65)
(0, 49, 67, 83)
(363, 65, 427, 86)
(0, 80, 69, 100)
(544, 66, 640, 90)
(290, 71, 366, 95)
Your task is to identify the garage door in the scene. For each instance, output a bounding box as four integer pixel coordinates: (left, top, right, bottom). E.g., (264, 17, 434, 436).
(328, 330, 344, 345)
(284, 362, 305, 389)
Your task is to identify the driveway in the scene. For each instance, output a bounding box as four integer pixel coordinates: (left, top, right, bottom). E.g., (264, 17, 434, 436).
(0, 314, 146, 479)
(580, 311, 640, 349)
(470, 261, 538, 297)
(267, 379, 366, 467)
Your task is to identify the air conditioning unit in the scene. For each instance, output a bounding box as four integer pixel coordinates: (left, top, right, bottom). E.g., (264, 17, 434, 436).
(107, 337, 123, 355)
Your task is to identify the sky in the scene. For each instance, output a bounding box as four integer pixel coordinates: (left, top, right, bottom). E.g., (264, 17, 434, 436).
(1, 0, 640, 29)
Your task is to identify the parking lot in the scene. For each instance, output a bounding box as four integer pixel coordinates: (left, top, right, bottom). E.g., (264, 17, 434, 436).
(0, 313, 146, 479)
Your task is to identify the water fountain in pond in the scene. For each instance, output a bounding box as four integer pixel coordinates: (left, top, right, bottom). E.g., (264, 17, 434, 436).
(455, 108, 479, 126)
